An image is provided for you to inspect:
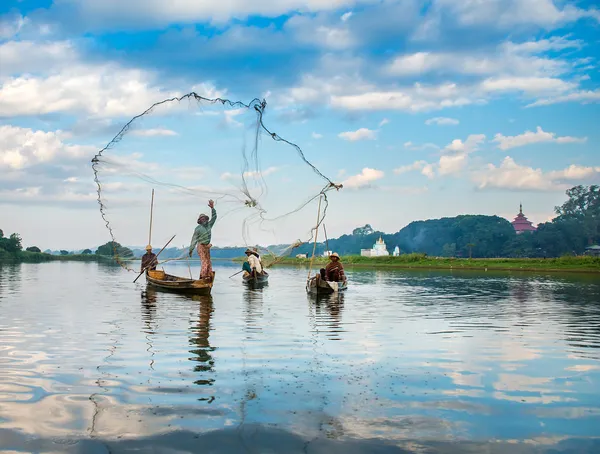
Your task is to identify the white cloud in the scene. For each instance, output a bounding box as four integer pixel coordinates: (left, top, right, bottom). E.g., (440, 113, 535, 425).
(244, 166, 279, 179)
(0, 125, 94, 170)
(526, 90, 600, 107)
(311, 132, 323, 139)
(438, 154, 468, 176)
(342, 167, 384, 189)
(403, 141, 440, 151)
(0, 60, 223, 118)
(331, 86, 476, 112)
(472, 157, 600, 191)
(444, 134, 486, 154)
(548, 165, 600, 181)
(57, 0, 378, 25)
(379, 118, 389, 127)
(473, 157, 554, 191)
(421, 0, 600, 31)
(393, 161, 428, 175)
(341, 11, 354, 22)
(385, 38, 575, 79)
(492, 126, 587, 150)
(130, 128, 178, 137)
(502, 36, 583, 54)
(425, 117, 459, 126)
(338, 128, 377, 141)
(221, 166, 280, 181)
(421, 163, 436, 179)
(0, 40, 77, 77)
(0, 13, 28, 40)
(481, 77, 575, 95)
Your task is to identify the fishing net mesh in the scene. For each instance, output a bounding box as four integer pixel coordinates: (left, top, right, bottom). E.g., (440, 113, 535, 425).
(92, 94, 342, 271)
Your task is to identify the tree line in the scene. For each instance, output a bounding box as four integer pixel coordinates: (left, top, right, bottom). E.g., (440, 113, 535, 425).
(2, 185, 598, 261)
(291, 185, 599, 258)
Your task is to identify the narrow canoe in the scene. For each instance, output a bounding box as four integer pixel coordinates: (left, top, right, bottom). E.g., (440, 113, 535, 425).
(306, 275, 347, 295)
(146, 269, 215, 295)
(242, 271, 269, 286)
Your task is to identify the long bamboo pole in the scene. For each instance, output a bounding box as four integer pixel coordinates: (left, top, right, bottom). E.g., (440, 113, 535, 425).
(323, 223, 330, 256)
(148, 188, 155, 246)
(307, 195, 322, 281)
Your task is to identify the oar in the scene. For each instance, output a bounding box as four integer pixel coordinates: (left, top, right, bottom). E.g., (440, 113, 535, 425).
(133, 234, 176, 283)
(229, 269, 244, 279)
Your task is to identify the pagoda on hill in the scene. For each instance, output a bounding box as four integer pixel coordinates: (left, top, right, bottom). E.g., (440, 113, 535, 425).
(511, 204, 537, 234)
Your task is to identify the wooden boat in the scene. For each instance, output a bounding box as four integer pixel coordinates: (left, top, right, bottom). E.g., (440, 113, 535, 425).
(242, 270, 269, 286)
(306, 274, 347, 295)
(146, 269, 215, 295)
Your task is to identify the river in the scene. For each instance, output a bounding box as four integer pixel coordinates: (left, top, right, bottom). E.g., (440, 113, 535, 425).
(1, 261, 599, 453)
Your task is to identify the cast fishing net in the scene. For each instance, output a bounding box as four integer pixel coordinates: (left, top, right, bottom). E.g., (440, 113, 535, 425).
(91, 93, 342, 271)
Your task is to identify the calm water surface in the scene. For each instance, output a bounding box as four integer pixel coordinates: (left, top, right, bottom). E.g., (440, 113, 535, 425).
(1, 261, 599, 453)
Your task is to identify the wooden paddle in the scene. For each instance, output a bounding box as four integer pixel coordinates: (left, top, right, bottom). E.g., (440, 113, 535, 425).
(133, 234, 176, 283)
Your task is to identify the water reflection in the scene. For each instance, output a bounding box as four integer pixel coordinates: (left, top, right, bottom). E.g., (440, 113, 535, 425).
(188, 295, 216, 391)
(309, 293, 345, 341)
(2, 263, 600, 453)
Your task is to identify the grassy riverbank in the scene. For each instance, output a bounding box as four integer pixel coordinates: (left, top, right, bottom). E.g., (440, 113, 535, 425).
(1, 251, 106, 263)
(261, 254, 600, 273)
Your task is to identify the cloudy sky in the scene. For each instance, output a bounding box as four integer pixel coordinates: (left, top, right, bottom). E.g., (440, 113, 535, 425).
(1, 0, 599, 250)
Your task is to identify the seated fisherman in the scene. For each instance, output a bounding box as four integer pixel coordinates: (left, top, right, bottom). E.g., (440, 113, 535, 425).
(141, 245, 158, 272)
(242, 248, 263, 277)
(319, 252, 345, 282)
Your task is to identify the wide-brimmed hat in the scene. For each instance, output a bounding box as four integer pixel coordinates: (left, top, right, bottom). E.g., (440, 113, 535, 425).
(145, 245, 152, 251)
(329, 252, 340, 259)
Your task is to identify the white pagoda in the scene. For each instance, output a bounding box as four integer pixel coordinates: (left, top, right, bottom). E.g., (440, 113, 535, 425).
(361, 236, 390, 257)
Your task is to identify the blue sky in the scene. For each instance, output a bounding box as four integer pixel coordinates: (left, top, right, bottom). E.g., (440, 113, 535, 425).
(1, 0, 599, 250)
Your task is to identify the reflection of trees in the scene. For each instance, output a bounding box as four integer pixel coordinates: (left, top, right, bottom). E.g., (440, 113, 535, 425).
(188, 295, 216, 391)
(0, 263, 21, 297)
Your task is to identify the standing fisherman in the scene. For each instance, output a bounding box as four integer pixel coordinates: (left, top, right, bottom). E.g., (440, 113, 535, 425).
(188, 200, 217, 281)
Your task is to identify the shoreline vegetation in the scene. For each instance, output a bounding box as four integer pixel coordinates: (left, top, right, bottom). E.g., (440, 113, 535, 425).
(257, 254, 600, 274)
(2, 251, 598, 273)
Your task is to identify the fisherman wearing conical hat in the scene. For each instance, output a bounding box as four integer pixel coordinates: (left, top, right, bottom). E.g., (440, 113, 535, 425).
(242, 247, 262, 277)
(141, 244, 158, 272)
(320, 252, 345, 282)
(188, 199, 217, 281)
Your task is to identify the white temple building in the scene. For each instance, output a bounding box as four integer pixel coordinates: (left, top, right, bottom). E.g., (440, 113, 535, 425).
(361, 236, 390, 257)
(393, 246, 400, 256)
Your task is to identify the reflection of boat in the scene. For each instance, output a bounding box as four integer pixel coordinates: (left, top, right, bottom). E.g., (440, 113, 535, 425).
(146, 269, 214, 295)
(306, 275, 347, 295)
(242, 271, 269, 286)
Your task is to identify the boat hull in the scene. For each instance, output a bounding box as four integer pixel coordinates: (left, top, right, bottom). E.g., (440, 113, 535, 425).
(146, 270, 215, 295)
(242, 271, 269, 286)
(306, 276, 347, 295)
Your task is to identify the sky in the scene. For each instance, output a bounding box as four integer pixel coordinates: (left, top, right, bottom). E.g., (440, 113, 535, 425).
(1, 0, 599, 250)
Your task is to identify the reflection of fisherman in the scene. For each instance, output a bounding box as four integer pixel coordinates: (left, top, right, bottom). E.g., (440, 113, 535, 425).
(242, 248, 263, 277)
(320, 253, 345, 282)
(141, 245, 158, 272)
(188, 200, 217, 281)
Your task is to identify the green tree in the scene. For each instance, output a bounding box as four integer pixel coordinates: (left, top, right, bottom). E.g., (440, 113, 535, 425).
(554, 185, 599, 245)
(441, 243, 456, 257)
(95, 241, 134, 258)
(0, 233, 23, 253)
(26, 246, 41, 253)
(82, 249, 92, 255)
